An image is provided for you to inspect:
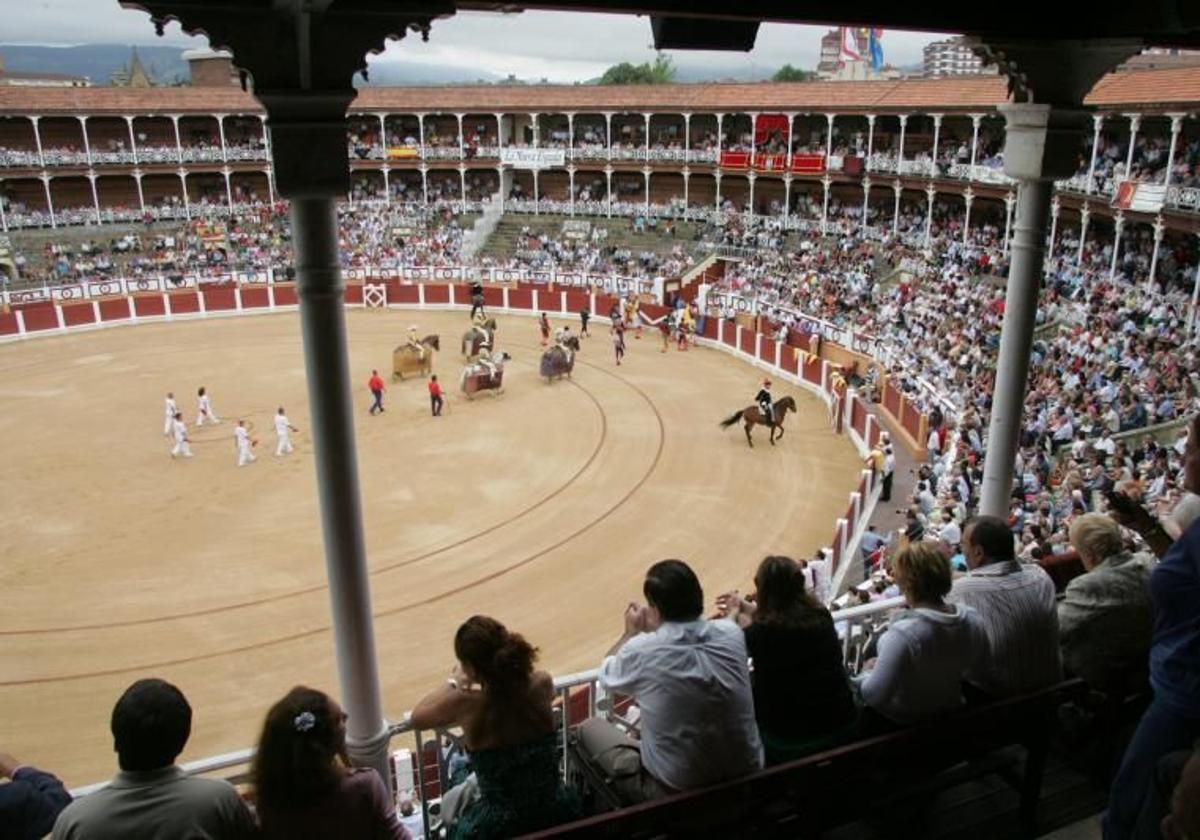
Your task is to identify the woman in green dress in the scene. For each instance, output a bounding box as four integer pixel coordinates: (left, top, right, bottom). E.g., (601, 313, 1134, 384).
(410, 615, 580, 838)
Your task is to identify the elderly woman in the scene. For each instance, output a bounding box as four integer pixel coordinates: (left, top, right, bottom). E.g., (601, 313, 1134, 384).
(856, 542, 987, 726)
(1059, 513, 1154, 691)
(252, 686, 409, 840)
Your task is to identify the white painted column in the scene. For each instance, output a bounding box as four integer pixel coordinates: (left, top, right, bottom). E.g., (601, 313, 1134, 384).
(746, 172, 755, 218)
(532, 168, 539, 215)
(568, 166, 575, 216)
(566, 112, 574, 161)
(377, 112, 387, 151)
(41, 173, 55, 228)
(1047, 196, 1059, 257)
(860, 176, 870, 235)
(1085, 113, 1103, 194)
(215, 114, 228, 162)
(222, 167, 234, 212)
(531, 112, 540, 148)
(133, 170, 146, 213)
(782, 174, 790, 221)
(962, 187, 974, 246)
(891, 181, 902, 236)
(715, 113, 724, 161)
(825, 112, 835, 162)
(1002, 191, 1016, 253)
(87, 172, 101, 221)
(179, 168, 191, 219)
(821, 175, 832, 235)
(124, 115, 139, 165)
(605, 166, 612, 218)
(924, 184, 936, 247)
(865, 113, 876, 168)
(458, 165, 467, 212)
(171, 114, 183, 163)
(30, 116, 45, 168)
(968, 113, 982, 171)
(929, 113, 942, 176)
(683, 112, 691, 163)
(1077, 203, 1090, 265)
(381, 166, 390, 205)
(643, 166, 650, 216)
(456, 113, 465, 159)
(896, 114, 908, 174)
(416, 112, 426, 159)
(1164, 114, 1183, 187)
(1148, 215, 1164, 290)
(604, 112, 613, 158)
(77, 115, 92, 167)
(1109, 209, 1125, 280)
(1122, 114, 1140, 182)
(715, 172, 723, 212)
(419, 165, 428, 206)
(643, 112, 651, 160)
(683, 168, 691, 210)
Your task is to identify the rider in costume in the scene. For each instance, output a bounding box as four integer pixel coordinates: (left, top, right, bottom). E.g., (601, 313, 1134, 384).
(756, 378, 775, 426)
(407, 325, 426, 360)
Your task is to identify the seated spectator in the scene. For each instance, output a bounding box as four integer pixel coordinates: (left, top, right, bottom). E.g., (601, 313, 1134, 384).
(410, 615, 578, 838)
(578, 559, 763, 803)
(52, 678, 257, 840)
(1, 749, 71, 840)
(716, 556, 857, 763)
(1106, 416, 1200, 839)
(1059, 514, 1154, 692)
(856, 543, 987, 726)
(251, 686, 407, 839)
(948, 515, 1062, 698)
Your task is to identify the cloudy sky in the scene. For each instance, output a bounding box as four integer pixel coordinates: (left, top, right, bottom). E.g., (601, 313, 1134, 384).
(8, 2, 953, 81)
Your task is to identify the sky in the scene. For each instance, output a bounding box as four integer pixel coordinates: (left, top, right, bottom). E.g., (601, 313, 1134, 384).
(5, 3, 953, 81)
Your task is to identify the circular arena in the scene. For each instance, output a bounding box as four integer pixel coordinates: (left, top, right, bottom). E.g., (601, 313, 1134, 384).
(0, 301, 863, 786)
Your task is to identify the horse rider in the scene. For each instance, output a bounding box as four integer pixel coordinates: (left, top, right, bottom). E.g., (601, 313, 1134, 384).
(407, 325, 426, 360)
(477, 348, 501, 381)
(470, 279, 485, 319)
(756, 378, 775, 426)
(555, 325, 575, 364)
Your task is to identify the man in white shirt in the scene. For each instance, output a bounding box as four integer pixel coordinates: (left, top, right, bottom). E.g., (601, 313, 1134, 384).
(273, 407, 297, 457)
(578, 560, 763, 804)
(169, 413, 191, 459)
(234, 420, 256, 467)
(949, 515, 1062, 698)
(196, 386, 220, 426)
(163, 392, 177, 436)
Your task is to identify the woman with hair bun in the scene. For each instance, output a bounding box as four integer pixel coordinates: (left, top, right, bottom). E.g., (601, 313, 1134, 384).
(411, 615, 579, 838)
(717, 555, 857, 764)
(251, 685, 409, 839)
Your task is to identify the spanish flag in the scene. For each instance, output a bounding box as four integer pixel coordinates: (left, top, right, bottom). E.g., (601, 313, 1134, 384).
(387, 147, 420, 160)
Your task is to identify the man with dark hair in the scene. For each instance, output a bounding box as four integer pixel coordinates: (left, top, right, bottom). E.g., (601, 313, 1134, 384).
(52, 678, 257, 839)
(948, 515, 1062, 698)
(577, 560, 762, 804)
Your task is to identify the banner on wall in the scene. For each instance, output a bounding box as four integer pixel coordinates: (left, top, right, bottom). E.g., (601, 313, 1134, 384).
(386, 147, 419, 160)
(1111, 181, 1166, 213)
(791, 153, 826, 174)
(719, 150, 751, 170)
(500, 148, 565, 169)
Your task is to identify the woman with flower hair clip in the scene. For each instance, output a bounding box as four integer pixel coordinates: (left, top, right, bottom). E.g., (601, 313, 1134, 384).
(251, 685, 409, 839)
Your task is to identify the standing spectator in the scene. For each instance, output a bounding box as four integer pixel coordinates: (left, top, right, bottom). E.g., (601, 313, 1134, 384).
(881, 445, 896, 502)
(948, 515, 1062, 698)
(409, 616, 579, 837)
(856, 543, 988, 726)
(1105, 416, 1200, 840)
(0, 750, 71, 840)
(367, 369, 385, 415)
(251, 686, 408, 840)
(1059, 513, 1154, 692)
(716, 556, 857, 763)
(578, 560, 763, 803)
(52, 678, 257, 840)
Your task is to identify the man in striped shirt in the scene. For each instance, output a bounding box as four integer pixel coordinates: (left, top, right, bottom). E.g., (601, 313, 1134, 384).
(948, 515, 1062, 698)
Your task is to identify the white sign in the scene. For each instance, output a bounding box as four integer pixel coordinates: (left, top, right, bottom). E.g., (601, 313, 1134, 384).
(500, 148, 566, 169)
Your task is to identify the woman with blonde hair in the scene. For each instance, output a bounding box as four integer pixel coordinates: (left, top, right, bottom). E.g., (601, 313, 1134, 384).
(857, 542, 988, 726)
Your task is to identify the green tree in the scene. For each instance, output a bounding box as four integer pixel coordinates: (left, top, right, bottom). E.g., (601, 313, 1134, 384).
(773, 64, 816, 82)
(598, 54, 677, 85)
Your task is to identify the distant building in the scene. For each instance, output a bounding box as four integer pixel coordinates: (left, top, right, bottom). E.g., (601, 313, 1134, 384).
(923, 37, 995, 78)
(184, 48, 239, 87)
(1119, 47, 1200, 72)
(109, 46, 153, 87)
(817, 28, 868, 77)
(0, 55, 90, 87)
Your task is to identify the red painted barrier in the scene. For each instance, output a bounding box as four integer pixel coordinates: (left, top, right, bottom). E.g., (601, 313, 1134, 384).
(61, 302, 96, 327)
(564, 290, 590, 315)
(738, 329, 756, 356)
(0, 311, 19, 335)
(423, 284, 450, 305)
(483, 286, 505, 308)
(452, 284, 472, 305)
(344, 284, 364, 306)
(239, 287, 269, 310)
(168, 292, 200, 315)
(802, 355, 822, 384)
(134, 295, 167, 317)
(594, 295, 618, 320)
(508, 288, 533, 311)
(390, 284, 419, 305)
(883, 380, 901, 417)
(202, 287, 237, 312)
(851, 398, 867, 438)
(780, 344, 799, 374)
(98, 298, 131, 322)
(273, 285, 298, 306)
(19, 303, 57, 332)
(902, 400, 923, 442)
(699, 316, 718, 340)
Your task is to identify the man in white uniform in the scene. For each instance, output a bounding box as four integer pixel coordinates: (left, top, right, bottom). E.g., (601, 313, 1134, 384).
(163, 392, 177, 436)
(274, 407, 297, 457)
(170, 413, 192, 459)
(196, 386, 220, 426)
(234, 420, 256, 467)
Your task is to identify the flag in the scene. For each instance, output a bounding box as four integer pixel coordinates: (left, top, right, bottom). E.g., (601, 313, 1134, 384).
(869, 28, 884, 71)
(839, 27, 861, 62)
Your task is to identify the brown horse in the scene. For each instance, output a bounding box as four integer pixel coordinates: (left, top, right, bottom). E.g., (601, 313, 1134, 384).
(462, 319, 498, 358)
(391, 335, 440, 381)
(719, 395, 797, 447)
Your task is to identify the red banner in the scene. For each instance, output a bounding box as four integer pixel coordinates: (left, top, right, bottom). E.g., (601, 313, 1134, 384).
(719, 150, 751, 170)
(754, 153, 788, 172)
(754, 114, 789, 147)
(790, 153, 826, 174)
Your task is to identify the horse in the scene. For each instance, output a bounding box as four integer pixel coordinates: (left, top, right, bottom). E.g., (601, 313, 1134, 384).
(719, 395, 797, 447)
(540, 336, 581, 382)
(460, 350, 512, 399)
(391, 334, 439, 381)
(462, 318, 498, 359)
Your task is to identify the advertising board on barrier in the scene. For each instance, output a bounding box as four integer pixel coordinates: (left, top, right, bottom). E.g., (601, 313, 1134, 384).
(500, 148, 566, 169)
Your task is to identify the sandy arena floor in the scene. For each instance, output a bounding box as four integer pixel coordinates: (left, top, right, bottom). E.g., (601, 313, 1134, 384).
(0, 308, 861, 786)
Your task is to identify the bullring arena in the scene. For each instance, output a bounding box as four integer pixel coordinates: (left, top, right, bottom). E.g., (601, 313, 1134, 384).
(0, 284, 869, 787)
